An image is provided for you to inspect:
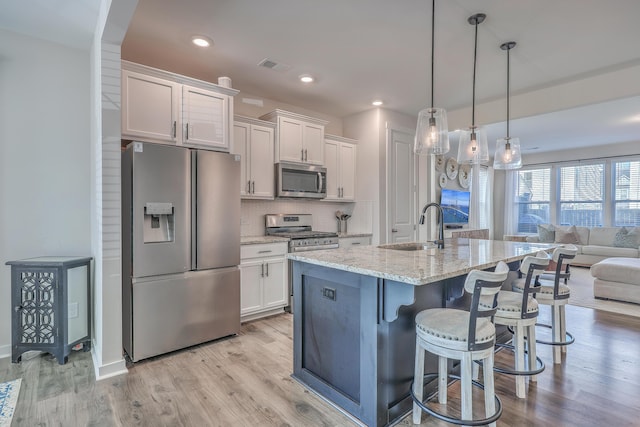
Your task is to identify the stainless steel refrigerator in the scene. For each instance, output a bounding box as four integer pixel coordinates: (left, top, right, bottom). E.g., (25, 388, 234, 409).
(122, 141, 241, 362)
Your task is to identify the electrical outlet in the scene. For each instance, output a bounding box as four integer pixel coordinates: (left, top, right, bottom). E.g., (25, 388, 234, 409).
(68, 302, 79, 318)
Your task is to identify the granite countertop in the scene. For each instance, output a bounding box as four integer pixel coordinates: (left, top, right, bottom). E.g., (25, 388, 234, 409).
(288, 238, 556, 286)
(338, 232, 373, 238)
(241, 235, 290, 245)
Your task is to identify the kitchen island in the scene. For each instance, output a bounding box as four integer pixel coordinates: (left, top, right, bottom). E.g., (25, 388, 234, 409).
(288, 238, 554, 427)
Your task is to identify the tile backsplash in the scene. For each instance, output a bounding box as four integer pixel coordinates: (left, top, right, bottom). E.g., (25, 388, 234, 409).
(241, 199, 372, 236)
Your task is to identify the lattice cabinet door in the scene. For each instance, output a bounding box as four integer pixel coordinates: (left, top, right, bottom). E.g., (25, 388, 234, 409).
(6, 256, 92, 365)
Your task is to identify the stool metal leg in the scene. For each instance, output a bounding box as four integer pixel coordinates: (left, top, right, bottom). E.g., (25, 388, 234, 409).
(412, 339, 425, 424)
(483, 352, 497, 427)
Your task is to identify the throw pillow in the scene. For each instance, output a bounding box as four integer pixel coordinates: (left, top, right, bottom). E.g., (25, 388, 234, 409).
(555, 225, 580, 244)
(537, 224, 555, 243)
(614, 227, 640, 248)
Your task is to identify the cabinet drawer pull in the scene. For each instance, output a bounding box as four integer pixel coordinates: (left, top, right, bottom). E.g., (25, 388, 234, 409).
(351, 242, 361, 245)
(257, 250, 272, 254)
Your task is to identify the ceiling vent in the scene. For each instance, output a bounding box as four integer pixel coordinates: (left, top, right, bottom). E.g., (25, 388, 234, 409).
(258, 58, 291, 72)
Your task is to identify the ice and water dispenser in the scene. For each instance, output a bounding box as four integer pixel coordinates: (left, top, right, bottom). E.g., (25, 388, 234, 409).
(143, 202, 175, 243)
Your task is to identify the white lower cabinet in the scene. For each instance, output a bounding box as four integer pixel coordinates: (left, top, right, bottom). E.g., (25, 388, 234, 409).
(240, 242, 288, 321)
(338, 236, 372, 248)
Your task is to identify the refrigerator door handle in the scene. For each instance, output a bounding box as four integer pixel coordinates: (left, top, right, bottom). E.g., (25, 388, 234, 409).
(265, 262, 269, 277)
(261, 263, 264, 277)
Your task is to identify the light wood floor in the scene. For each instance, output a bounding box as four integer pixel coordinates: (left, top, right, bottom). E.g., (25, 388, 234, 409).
(2, 304, 640, 426)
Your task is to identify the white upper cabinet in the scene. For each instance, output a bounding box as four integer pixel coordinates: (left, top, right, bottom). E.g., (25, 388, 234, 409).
(121, 61, 238, 152)
(122, 70, 179, 143)
(182, 85, 229, 150)
(324, 135, 357, 201)
(260, 109, 328, 165)
(232, 117, 275, 199)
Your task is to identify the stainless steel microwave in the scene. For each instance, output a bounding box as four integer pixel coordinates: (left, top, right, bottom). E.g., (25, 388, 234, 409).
(276, 162, 327, 199)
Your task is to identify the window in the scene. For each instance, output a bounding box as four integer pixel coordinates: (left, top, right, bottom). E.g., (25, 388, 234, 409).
(614, 160, 640, 226)
(559, 164, 604, 227)
(516, 168, 550, 233)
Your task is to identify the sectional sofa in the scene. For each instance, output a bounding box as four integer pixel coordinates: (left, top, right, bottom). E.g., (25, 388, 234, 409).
(525, 224, 640, 266)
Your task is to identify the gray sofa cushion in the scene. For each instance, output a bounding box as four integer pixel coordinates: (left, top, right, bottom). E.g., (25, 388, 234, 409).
(614, 227, 640, 249)
(537, 224, 555, 242)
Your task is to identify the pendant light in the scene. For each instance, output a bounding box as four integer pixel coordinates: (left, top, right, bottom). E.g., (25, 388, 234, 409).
(414, 0, 449, 156)
(457, 13, 489, 165)
(493, 41, 522, 169)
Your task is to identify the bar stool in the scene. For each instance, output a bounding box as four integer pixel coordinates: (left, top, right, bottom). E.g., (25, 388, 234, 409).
(513, 244, 577, 364)
(480, 251, 549, 399)
(411, 262, 509, 427)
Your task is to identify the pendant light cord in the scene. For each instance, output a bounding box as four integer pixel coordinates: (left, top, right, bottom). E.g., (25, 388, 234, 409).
(430, 0, 435, 109)
(506, 46, 510, 139)
(472, 19, 478, 128)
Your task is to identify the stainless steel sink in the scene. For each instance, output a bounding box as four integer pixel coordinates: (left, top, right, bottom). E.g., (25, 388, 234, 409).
(377, 242, 439, 251)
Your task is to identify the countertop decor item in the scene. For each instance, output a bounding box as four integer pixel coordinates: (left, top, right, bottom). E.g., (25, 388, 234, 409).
(414, 0, 449, 156)
(494, 41, 523, 169)
(457, 13, 489, 165)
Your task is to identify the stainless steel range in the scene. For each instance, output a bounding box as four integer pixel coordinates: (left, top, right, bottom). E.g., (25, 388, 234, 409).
(265, 214, 339, 251)
(265, 214, 338, 310)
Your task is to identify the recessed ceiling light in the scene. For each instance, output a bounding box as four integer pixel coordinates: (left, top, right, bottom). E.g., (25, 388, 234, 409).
(299, 74, 314, 83)
(191, 36, 212, 47)
(372, 100, 383, 106)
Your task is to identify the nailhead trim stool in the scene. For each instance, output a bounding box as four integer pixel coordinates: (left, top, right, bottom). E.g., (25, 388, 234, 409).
(513, 244, 577, 364)
(411, 262, 509, 427)
(479, 251, 549, 398)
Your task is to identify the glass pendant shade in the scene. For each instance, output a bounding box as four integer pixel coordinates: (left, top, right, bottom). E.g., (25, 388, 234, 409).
(414, 108, 450, 155)
(493, 137, 522, 169)
(457, 126, 489, 164)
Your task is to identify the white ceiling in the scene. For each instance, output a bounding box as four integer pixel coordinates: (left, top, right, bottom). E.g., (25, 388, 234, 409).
(2, 0, 640, 154)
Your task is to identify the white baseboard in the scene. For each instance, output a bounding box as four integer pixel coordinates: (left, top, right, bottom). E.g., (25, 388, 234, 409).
(91, 339, 128, 381)
(0, 344, 11, 360)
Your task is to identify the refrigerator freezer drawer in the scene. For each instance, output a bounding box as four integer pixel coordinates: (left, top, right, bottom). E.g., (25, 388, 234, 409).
(126, 267, 240, 362)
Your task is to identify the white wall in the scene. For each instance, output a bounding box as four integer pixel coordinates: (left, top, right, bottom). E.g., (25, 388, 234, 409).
(343, 108, 419, 245)
(0, 29, 92, 357)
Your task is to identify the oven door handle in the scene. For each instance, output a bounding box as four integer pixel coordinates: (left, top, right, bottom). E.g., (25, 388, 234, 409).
(291, 243, 339, 252)
(317, 172, 323, 193)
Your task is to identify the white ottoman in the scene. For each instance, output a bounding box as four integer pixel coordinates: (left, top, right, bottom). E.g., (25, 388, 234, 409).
(590, 258, 640, 304)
